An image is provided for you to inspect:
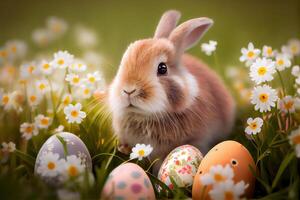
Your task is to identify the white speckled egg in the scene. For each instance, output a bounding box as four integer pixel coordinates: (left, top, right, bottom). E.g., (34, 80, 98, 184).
(158, 145, 203, 189)
(34, 132, 92, 184)
(101, 163, 155, 200)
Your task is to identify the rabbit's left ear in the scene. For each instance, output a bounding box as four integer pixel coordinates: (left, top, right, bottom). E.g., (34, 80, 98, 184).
(169, 18, 213, 53)
(154, 10, 181, 38)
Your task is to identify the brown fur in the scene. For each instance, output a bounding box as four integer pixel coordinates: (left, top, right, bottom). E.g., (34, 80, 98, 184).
(107, 11, 235, 169)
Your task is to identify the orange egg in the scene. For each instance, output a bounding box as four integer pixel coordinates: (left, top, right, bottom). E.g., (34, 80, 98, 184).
(192, 140, 256, 200)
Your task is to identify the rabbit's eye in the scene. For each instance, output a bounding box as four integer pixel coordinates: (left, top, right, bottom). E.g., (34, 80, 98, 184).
(157, 62, 167, 75)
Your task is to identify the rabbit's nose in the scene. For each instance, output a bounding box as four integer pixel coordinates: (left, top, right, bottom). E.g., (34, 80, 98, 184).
(123, 89, 136, 96)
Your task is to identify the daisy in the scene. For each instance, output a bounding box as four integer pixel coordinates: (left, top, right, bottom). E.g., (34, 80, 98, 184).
(36, 152, 63, 177)
(209, 180, 248, 200)
(278, 96, 300, 114)
(65, 73, 81, 86)
(35, 114, 52, 129)
(69, 59, 87, 73)
(239, 42, 261, 66)
(249, 57, 275, 84)
(5, 40, 27, 60)
(20, 122, 39, 140)
(10, 91, 24, 112)
(85, 71, 101, 86)
(1, 142, 16, 153)
(77, 85, 94, 99)
(286, 38, 300, 57)
(1, 93, 12, 110)
(27, 91, 42, 107)
(262, 45, 275, 58)
(245, 117, 263, 135)
(291, 65, 300, 77)
(38, 60, 53, 75)
(0, 47, 8, 62)
(64, 103, 86, 124)
(62, 155, 85, 179)
(288, 127, 300, 157)
(61, 93, 73, 106)
(46, 17, 68, 37)
(275, 54, 291, 71)
(200, 164, 234, 186)
(20, 62, 38, 78)
(51, 50, 74, 69)
(130, 143, 153, 161)
(201, 40, 217, 56)
(251, 85, 278, 112)
(36, 79, 50, 94)
(32, 28, 53, 47)
(75, 25, 98, 49)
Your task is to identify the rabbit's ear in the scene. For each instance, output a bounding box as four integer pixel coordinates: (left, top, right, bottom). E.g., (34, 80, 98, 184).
(169, 18, 213, 53)
(154, 10, 181, 39)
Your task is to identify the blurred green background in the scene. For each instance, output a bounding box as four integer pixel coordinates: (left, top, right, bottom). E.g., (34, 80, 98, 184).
(0, 0, 299, 80)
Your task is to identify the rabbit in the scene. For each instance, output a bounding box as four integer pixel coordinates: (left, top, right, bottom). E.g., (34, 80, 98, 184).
(107, 10, 235, 165)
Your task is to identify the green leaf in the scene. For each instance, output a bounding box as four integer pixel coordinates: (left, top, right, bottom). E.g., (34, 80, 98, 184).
(14, 149, 35, 167)
(56, 135, 68, 156)
(271, 151, 295, 190)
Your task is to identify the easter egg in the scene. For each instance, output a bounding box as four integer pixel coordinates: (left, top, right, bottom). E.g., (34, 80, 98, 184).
(192, 140, 256, 200)
(158, 145, 203, 189)
(34, 132, 92, 184)
(101, 163, 155, 200)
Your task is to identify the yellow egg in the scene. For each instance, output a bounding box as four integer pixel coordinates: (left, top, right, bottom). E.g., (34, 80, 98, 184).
(192, 140, 256, 200)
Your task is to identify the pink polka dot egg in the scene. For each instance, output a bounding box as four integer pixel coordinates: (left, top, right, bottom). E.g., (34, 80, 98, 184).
(101, 163, 155, 200)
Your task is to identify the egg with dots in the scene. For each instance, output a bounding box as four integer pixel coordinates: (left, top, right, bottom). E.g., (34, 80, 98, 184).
(101, 163, 155, 200)
(158, 145, 203, 189)
(34, 132, 92, 185)
(192, 140, 256, 200)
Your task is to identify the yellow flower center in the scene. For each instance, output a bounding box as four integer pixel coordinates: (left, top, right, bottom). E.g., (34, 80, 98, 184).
(47, 162, 56, 170)
(41, 118, 49, 125)
(250, 122, 258, 130)
(39, 84, 46, 90)
(25, 126, 33, 134)
(247, 51, 254, 58)
(2, 96, 9, 104)
(53, 24, 62, 33)
(267, 47, 272, 56)
(284, 101, 294, 110)
(28, 66, 35, 73)
(259, 93, 269, 103)
(138, 149, 145, 157)
(72, 77, 80, 84)
(71, 110, 79, 117)
(11, 46, 17, 53)
(68, 165, 78, 177)
(0, 50, 7, 58)
(277, 59, 284, 66)
(214, 173, 225, 182)
(43, 63, 50, 69)
(57, 59, 64, 65)
(89, 77, 95, 83)
(30, 95, 37, 102)
(292, 134, 300, 145)
(63, 96, 71, 105)
(84, 88, 90, 95)
(291, 45, 298, 54)
(225, 191, 234, 200)
(19, 79, 27, 85)
(258, 66, 267, 75)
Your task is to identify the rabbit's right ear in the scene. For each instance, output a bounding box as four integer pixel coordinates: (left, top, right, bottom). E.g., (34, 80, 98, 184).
(154, 10, 181, 39)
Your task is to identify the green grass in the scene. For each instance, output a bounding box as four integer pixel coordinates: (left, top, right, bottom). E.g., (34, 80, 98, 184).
(0, 1, 300, 199)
